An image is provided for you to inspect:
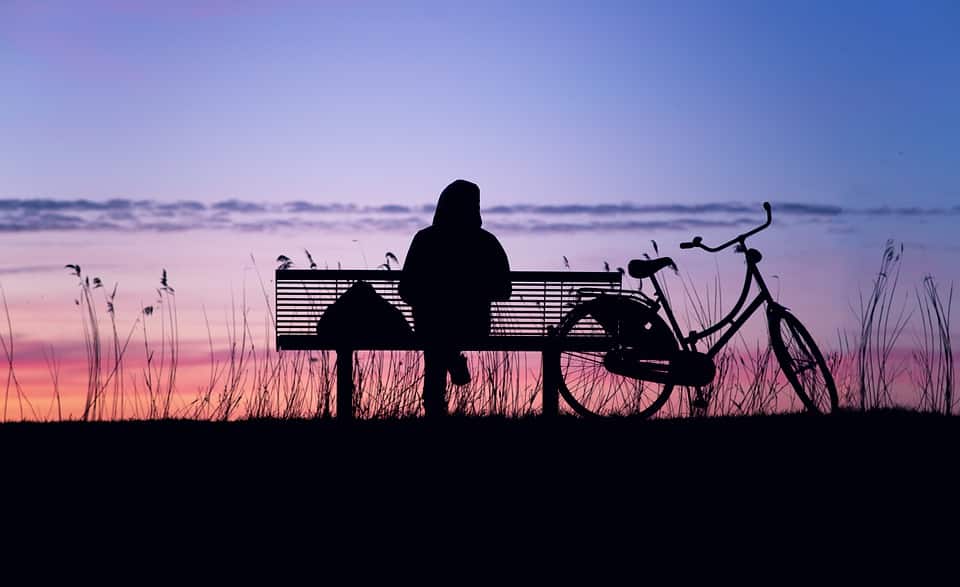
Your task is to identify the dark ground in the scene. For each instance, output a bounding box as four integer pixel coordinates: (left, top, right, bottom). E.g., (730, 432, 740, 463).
(3, 410, 956, 562)
(4, 409, 956, 499)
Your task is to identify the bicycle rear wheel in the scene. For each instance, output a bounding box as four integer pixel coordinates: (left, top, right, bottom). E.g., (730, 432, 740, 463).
(768, 306, 839, 414)
(553, 298, 677, 418)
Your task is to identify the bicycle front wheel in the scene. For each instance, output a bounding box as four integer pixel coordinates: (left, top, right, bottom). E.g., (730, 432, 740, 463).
(767, 307, 839, 414)
(553, 298, 676, 418)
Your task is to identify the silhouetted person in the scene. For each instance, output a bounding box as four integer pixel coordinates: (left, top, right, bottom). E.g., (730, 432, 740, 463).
(400, 180, 511, 417)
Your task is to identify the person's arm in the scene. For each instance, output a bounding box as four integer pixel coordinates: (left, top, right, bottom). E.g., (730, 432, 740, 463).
(488, 235, 512, 301)
(399, 232, 426, 306)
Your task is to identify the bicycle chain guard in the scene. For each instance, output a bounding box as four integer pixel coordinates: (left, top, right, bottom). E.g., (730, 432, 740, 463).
(604, 349, 716, 387)
(584, 295, 717, 387)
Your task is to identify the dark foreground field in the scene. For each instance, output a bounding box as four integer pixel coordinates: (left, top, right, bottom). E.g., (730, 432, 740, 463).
(5, 410, 957, 496)
(4, 410, 958, 555)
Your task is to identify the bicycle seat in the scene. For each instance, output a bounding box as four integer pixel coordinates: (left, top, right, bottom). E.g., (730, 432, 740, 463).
(627, 257, 676, 279)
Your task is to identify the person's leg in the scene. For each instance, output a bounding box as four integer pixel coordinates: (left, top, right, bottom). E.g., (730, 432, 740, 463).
(422, 348, 449, 417)
(448, 348, 471, 386)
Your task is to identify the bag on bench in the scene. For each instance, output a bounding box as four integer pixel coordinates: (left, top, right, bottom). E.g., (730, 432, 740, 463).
(316, 280, 413, 343)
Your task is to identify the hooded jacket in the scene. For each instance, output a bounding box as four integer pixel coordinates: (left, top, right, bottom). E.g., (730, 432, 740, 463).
(399, 180, 511, 341)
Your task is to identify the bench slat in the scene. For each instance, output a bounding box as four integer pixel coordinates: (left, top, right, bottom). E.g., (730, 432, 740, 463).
(276, 269, 620, 281)
(275, 269, 621, 350)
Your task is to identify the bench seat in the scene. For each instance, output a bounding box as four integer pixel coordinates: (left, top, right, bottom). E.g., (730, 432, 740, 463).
(275, 269, 622, 418)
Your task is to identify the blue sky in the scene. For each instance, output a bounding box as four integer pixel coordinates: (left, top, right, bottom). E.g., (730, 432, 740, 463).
(2, 0, 957, 208)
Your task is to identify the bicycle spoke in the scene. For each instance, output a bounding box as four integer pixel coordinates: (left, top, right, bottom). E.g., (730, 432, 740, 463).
(563, 351, 606, 365)
(772, 310, 836, 414)
(555, 298, 678, 417)
(561, 348, 671, 415)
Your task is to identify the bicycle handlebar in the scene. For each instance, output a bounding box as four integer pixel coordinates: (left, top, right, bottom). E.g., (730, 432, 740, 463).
(679, 202, 772, 253)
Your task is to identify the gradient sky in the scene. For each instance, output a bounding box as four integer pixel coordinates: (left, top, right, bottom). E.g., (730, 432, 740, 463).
(0, 0, 958, 417)
(3, 0, 958, 206)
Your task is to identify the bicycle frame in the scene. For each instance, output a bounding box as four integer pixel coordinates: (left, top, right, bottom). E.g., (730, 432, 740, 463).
(556, 202, 838, 416)
(646, 245, 776, 360)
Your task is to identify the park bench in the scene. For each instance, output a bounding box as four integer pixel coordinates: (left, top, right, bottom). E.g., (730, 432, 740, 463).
(275, 269, 622, 419)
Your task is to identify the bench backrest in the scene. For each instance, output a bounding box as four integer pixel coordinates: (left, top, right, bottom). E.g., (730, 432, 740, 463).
(275, 269, 622, 350)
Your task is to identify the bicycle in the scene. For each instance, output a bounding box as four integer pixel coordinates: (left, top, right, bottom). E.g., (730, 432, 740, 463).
(548, 202, 839, 418)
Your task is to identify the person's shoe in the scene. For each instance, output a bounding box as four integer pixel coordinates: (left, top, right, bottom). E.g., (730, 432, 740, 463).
(448, 353, 471, 386)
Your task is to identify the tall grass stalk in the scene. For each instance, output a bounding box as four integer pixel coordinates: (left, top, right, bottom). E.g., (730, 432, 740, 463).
(1, 284, 33, 421)
(827, 330, 857, 408)
(856, 241, 912, 410)
(913, 276, 954, 414)
(42, 345, 62, 422)
(676, 264, 738, 416)
(0, 245, 951, 421)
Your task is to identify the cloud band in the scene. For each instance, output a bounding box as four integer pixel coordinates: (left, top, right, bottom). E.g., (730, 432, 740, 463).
(0, 197, 953, 234)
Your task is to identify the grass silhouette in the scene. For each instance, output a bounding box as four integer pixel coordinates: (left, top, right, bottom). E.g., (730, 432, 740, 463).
(0, 243, 953, 422)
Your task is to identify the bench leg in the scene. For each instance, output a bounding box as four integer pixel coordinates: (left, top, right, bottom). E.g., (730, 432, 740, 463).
(542, 349, 559, 417)
(336, 348, 354, 420)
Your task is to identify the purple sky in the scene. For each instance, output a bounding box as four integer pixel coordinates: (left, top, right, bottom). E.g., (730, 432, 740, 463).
(3, 1, 958, 207)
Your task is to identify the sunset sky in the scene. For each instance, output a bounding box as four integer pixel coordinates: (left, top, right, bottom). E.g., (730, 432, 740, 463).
(1, 0, 957, 417)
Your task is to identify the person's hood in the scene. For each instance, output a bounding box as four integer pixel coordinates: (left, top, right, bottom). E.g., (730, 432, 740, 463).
(433, 179, 482, 229)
